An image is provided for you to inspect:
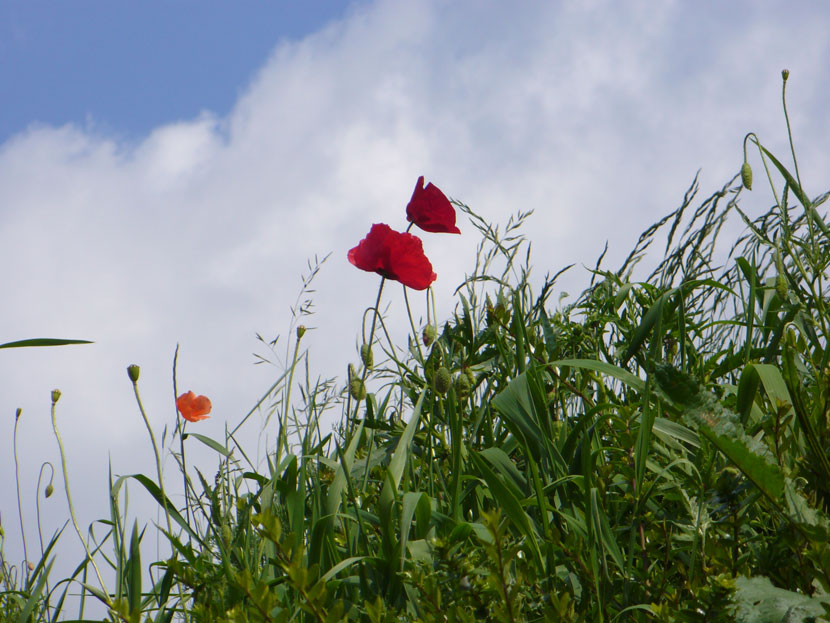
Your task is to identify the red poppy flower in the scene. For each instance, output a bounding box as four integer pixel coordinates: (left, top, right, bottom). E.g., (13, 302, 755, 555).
(348, 223, 437, 290)
(176, 391, 211, 422)
(406, 176, 460, 234)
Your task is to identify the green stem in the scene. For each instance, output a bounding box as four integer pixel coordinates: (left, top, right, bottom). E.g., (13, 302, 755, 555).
(13, 409, 30, 582)
(50, 391, 111, 605)
(130, 378, 174, 541)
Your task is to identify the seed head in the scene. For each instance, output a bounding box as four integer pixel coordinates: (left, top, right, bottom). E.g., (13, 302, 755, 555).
(434, 367, 452, 395)
(127, 364, 140, 383)
(454, 372, 472, 400)
(51, 389, 62, 405)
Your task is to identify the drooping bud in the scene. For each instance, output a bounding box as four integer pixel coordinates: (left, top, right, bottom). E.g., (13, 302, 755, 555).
(296, 325, 306, 340)
(221, 524, 233, 546)
(741, 162, 752, 190)
(422, 325, 437, 347)
(776, 274, 788, 300)
(45, 484, 54, 498)
(348, 364, 366, 400)
(360, 343, 373, 369)
(51, 389, 61, 405)
(127, 364, 140, 383)
(349, 377, 367, 401)
(434, 367, 452, 395)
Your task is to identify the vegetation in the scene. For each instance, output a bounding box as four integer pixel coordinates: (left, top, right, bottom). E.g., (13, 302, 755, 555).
(3, 73, 830, 622)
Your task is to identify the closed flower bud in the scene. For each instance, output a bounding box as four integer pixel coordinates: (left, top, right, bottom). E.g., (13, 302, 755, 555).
(776, 274, 788, 300)
(422, 325, 437, 347)
(360, 343, 373, 369)
(454, 372, 472, 400)
(127, 364, 140, 383)
(51, 389, 61, 405)
(296, 325, 306, 340)
(741, 162, 753, 190)
(434, 366, 452, 395)
(15, 408, 21, 421)
(221, 524, 232, 545)
(782, 68, 789, 81)
(45, 484, 54, 498)
(349, 377, 367, 400)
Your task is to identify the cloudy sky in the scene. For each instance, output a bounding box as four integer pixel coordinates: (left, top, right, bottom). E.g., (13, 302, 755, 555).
(2, 0, 829, 598)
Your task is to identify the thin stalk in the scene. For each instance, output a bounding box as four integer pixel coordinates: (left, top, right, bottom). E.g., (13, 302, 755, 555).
(36, 461, 55, 603)
(172, 344, 192, 525)
(13, 408, 30, 582)
(49, 391, 111, 605)
(128, 374, 174, 540)
(276, 331, 303, 463)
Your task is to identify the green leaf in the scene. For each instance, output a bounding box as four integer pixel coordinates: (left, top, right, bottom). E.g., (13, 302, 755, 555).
(399, 492, 430, 570)
(470, 451, 543, 568)
(0, 337, 93, 349)
(17, 558, 54, 623)
(549, 359, 646, 393)
(183, 432, 232, 457)
(733, 575, 830, 622)
(126, 522, 142, 616)
(698, 425, 784, 500)
(112, 474, 205, 547)
(378, 387, 427, 556)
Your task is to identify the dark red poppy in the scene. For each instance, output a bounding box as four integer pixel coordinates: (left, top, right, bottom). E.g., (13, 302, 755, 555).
(176, 391, 212, 422)
(348, 223, 437, 290)
(406, 176, 460, 234)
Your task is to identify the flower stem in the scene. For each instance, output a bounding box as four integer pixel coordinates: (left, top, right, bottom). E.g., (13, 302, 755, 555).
(13, 408, 30, 582)
(129, 377, 174, 540)
(50, 392, 111, 605)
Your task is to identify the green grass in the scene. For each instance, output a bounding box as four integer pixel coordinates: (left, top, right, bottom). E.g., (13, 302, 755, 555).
(4, 73, 830, 622)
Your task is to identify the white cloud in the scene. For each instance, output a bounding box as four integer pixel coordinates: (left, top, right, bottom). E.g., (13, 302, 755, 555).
(2, 0, 830, 604)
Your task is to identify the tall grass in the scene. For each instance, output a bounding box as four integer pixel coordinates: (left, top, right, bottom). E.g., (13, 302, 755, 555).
(3, 73, 830, 622)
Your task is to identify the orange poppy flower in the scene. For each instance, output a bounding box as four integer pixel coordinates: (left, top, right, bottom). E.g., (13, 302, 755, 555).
(176, 391, 211, 422)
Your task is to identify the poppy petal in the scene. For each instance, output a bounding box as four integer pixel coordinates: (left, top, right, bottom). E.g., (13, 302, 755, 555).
(176, 390, 212, 422)
(406, 176, 461, 234)
(347, 223, 436, 290)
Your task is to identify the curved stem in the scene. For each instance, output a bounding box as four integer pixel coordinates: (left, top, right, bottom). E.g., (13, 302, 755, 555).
(50, 392, 111, 603)
(35, 462, 55, 561)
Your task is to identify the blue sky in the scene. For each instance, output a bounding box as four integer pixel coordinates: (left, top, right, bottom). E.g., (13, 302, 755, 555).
(0, 1, 358, 141)
(2, 0, 830, 609)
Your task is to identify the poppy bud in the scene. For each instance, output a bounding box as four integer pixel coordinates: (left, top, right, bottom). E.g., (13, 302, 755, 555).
(434, 367, 452, 395)
(741, 162, 752, 190)
(45, 484, 54, 498)
(349, 377, 367, 401)
(776, 274, 788, 300)
(360, 343, 373, 369)
(15, 408, 21, 421)
(454, 372, 472, 400)
(296, 325, 306, 340)
(423, 325, 437, 347)
(782, 68, 789, 81)
(221, 524, 232, 545)
(51, 389, 61, 405)
(127, 364, 140, 383)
